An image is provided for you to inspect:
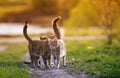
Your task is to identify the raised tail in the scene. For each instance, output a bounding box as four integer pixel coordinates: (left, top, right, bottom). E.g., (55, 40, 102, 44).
(52, 16, 61, 39)
(23, 21, 32, 42)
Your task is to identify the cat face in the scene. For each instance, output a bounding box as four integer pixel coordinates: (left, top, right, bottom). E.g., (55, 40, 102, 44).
(47, 38, 58, 49)
(40, 36, 58, 49)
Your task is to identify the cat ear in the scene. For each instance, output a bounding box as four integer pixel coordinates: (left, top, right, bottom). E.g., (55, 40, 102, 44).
(40, 36, 47, 40)
(40, 36, 42, 40)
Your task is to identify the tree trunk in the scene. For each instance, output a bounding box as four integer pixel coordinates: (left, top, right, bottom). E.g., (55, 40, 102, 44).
(107, 33, 112, 45)
(105, 24, 113, 45)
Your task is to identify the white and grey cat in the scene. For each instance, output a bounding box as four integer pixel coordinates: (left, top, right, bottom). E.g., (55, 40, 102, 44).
(41, 16, 66, 68)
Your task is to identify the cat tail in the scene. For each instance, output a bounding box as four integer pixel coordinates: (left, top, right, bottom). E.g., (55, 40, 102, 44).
(23, 21, 32, 42)
(52, 16, 61, 39)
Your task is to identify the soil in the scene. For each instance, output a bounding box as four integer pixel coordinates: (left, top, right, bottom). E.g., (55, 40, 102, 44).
(22, 53, 93, 78)
(0, 46, 7, 52)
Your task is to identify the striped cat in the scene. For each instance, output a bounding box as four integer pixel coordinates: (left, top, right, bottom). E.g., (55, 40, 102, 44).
(40, 16, 66, 68)
(23, 22, 52, 68)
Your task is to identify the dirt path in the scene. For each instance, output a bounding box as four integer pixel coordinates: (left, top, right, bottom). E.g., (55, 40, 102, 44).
(22, 53, 92, 78)
(28, 68, 78, 78)
(28, 68, 93, 78)
(0, 46, 7, 51)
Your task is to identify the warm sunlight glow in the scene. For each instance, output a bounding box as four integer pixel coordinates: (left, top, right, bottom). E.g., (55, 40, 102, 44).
(87, 46, 94, 49)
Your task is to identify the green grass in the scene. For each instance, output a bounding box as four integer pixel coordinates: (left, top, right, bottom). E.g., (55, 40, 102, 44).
(66, 40, 120, 78)
(0, 42, 28, 78)
(0, 39, 120, 78)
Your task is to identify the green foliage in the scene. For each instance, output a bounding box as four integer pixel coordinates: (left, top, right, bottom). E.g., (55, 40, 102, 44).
(63, 0, 99, 28)
(63, 0, 120, 44)
(57, 0, 79, 17)
(66, 40, 120, 78)
(63, 0, 120, 29)
(0, 42, 28, 78)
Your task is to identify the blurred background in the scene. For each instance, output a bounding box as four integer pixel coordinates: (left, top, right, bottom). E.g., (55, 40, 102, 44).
(0, 0, 120, 44)
(0, 1, 120, 77)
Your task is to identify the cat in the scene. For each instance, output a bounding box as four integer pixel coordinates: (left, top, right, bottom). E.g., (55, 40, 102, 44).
(23, 22, 52, 68)
(51, 16, 66, 68)
(40, 16, 66, 68)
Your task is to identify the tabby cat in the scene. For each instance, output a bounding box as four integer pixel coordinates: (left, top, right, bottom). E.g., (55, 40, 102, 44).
(23, 22, 52, 68)
(40, 16, 66, 68)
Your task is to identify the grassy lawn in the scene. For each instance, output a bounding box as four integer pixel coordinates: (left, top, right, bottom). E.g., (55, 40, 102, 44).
(0, 39, 120, 78)
(0, 42, 28, 78)
(66, 40, 120, 78)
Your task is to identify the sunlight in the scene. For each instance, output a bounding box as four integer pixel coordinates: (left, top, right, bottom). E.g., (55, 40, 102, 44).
(87, 46, 94, 49)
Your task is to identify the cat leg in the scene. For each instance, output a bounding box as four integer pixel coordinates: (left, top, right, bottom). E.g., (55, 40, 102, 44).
(34, 59, 37, 68)
(52, 55, 57, 68)
(54, 59, 57, 68)
(39, 56, 44, 68)
(48, 59, 52, 68)
(30, 55, 36, 68)
(36, 57, 40, 68)
(63, 55, 66, 66)
(31, 56, 36, 68)
(29, 52, 34, 65)
(34, 56, 40, 68)
(56, 56, 60, 69)
(43, 57, 49, 68)
(49, 55, 54, 68)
